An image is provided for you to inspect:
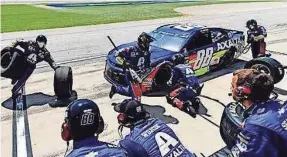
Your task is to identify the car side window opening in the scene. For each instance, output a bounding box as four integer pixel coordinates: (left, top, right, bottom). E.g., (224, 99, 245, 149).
(186, 30, 212, 51)
(211, 29, 228, 43)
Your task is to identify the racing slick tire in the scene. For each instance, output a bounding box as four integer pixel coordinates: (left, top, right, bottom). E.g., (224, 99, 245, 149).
(1, 47, 27, 79)
(220, 47, 236, 68)
(219, 102, 244, 149)
(244, 57, 285, 84)
(54, 66, 73, 98)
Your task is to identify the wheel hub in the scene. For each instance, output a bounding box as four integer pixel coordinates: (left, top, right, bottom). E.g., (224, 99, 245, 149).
(251, 64, 271, 75)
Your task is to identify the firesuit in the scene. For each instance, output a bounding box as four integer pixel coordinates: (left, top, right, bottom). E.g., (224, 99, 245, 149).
(246, 19, 268, 58)
(109, 32, 154, 101)
(119, 118, 195, 157)
(166, 64, 203, 117)
(230, 100, 287, 157)
(10, 37, 57, 94)
(66, 137, 127, 157)
(109, 46, 151, 101)
(63, 99, 128, 157)
(113, 99, 195, 157)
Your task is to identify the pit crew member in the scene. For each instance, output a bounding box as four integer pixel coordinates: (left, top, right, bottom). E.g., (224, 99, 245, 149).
(229, 69, 287, 157)
(113, 99, 196, 157)
(166, 64, 204, 118)
(10, 35, 58, 94)
(109, 32, 155, 101)
(246, 19, 269, 58)
(61, 99, 127, 157)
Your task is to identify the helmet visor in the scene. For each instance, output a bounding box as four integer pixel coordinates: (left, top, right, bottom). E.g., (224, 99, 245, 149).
(37, 41, 46, 48)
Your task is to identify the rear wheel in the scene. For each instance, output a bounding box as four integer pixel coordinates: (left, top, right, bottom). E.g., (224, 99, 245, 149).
(54, 66, 73, 99)
(244, 57, 285, 84)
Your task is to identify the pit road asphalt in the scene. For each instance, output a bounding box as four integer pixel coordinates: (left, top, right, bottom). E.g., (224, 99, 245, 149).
(1, 2, 287, 157)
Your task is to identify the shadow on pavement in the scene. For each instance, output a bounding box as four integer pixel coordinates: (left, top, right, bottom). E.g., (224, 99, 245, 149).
(200, 94, 226, 108)
(1, 91, 78, 110)
(142, 103, 179, 125)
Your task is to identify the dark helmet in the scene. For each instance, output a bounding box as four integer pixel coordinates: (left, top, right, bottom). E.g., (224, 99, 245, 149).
(114, 99, 148, 127)
(61, 99, 105, 141)
(246, 19, 257, 29)
(172, 54, 185, 65)
(137, 32, 155, 52)
(36, 35, 47, 48)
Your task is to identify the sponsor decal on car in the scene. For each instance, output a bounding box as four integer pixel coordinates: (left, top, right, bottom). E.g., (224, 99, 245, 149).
(217, 38, 242, 51)
(282, 119, 287, 130)
(142, 78, 153, 87)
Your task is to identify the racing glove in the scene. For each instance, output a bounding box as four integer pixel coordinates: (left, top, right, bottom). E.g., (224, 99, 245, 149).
(247, 34, 255, 43)
(50, 62, 59, 70)
(122, 60, 130, 69)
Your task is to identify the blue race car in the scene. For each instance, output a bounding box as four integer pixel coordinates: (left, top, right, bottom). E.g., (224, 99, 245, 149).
(104, 23, 245, 95)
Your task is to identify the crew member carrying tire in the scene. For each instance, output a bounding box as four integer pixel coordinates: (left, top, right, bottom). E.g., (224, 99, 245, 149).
(246, 19, 270, 58)
(7, 35, 58, 95)
(229, 69, 287, 157)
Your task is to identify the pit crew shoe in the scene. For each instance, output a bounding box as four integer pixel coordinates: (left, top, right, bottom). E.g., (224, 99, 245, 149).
(109, 86, 116, 99)
(184, 101, 196, 118)
(11, 79, 17, 85)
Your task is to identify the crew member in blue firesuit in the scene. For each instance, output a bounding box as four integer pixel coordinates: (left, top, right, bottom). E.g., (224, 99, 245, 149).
(61, 99, 127, 157)
(246, 19, 269, 58)
(166, 64, 204, 118)
(9, 35, 58, 95)
(109, 32, 155, 101)
(113, 99, 196, 157)
(229, 69, 287, 157)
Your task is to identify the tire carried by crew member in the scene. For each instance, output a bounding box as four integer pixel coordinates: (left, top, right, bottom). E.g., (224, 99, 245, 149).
(54, 66, 73, 99)
(1, 47, 27, 79)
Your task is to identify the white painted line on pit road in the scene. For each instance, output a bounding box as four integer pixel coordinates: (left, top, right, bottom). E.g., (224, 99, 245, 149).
(16, 110, 28, 157)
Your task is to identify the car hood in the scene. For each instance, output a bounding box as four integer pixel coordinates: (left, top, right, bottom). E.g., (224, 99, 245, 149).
(106, 42, 175, 66)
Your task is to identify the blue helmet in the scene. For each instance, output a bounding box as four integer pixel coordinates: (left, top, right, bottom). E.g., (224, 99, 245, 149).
(61, 99, 104, 141)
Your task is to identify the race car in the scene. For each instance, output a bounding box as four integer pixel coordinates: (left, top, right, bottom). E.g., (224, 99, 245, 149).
(104, 23, 245, 94)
